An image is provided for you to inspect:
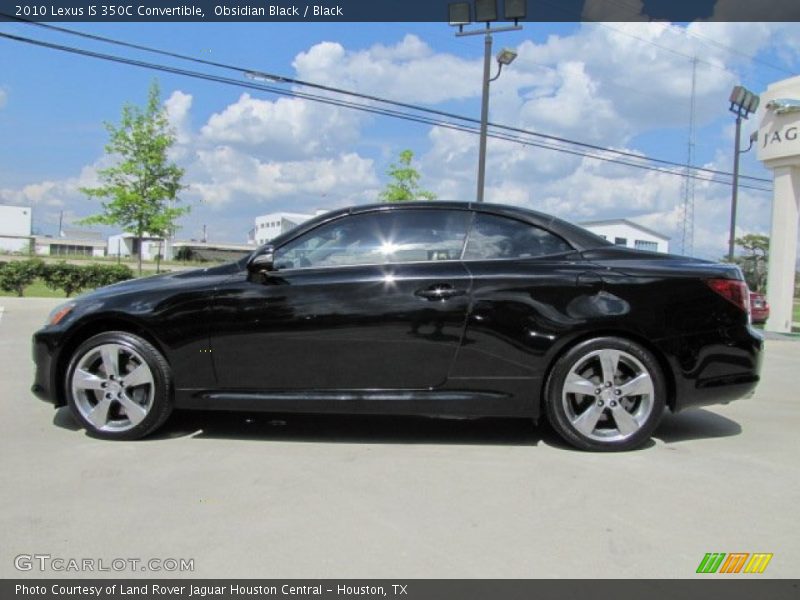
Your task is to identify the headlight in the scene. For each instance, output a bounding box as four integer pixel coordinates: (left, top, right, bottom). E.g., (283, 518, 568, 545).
(46, 302, 76, 326)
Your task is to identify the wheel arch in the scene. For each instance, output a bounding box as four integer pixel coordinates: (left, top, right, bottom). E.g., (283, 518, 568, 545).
(54, 315, 168, 407)
(539, 329, 677, 414)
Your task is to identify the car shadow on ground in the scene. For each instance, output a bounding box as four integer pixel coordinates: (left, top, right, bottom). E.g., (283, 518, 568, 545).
(53, 405, 741, 449)
(654, 408, 742, 444)
(160, 411, 556, 447)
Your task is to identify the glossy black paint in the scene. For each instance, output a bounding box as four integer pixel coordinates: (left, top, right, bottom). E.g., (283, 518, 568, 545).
(211, 261, 472, 390)
(32, 202, 762, 421)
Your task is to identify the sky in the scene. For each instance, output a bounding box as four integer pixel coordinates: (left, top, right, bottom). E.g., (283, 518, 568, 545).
(0, 20, 799, 260)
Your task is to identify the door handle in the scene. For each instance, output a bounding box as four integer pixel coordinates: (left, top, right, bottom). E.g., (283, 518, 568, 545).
(415, 285, 466, 301)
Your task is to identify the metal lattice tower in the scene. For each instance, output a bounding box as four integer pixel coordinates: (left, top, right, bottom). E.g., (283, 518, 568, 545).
(680, 57, 698, 256)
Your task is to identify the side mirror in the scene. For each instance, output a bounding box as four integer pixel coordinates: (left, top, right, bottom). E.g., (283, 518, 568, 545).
(248, 249, 275, 273)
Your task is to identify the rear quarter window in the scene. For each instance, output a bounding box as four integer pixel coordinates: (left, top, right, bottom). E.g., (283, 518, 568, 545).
(463, 213, 573, 260)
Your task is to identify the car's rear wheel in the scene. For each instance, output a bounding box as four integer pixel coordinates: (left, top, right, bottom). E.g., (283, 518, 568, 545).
(65, 331, 172, 440)
(544, 337, 665, 451)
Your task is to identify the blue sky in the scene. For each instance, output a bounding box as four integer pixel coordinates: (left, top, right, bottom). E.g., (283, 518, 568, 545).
(1, 20, 798, 258)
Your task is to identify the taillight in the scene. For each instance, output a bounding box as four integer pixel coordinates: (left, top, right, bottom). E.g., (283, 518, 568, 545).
(706, 278, 750, 314)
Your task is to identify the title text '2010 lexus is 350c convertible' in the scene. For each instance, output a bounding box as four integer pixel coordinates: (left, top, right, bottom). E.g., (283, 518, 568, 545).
(32, 202, 762, 451)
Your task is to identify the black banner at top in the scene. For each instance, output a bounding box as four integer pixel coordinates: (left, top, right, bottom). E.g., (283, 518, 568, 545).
(0, 0, 799, 23)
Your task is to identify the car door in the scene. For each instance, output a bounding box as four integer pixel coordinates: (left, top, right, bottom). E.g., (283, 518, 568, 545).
(450, 211, 590, 382)
(209, 208, 473, 391)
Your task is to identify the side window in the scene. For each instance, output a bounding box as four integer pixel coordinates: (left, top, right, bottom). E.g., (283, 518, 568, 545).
(463, 213, 573, 260)
(274, 213, 382, 269)
(274, 209, 470, 269)
(377, 209, 470, 263)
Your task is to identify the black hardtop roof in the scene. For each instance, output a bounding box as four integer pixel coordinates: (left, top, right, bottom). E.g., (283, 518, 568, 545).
(267, 201, 610, 252)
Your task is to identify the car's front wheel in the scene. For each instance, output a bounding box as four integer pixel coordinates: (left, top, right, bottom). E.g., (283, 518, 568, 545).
(65, 331, 173, 440)
(544, 337, 666, 451)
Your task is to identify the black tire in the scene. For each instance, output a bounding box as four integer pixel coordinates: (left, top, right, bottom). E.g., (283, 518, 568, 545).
(544, 336, 666, 452)
(65, 331, 173, 440)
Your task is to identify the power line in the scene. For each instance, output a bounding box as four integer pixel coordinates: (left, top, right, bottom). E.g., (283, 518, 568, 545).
(1, 14, 772, 185)
(0, 29, 772, 193)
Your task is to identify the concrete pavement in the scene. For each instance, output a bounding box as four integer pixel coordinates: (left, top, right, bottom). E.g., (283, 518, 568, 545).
(0, 297, 798, 578)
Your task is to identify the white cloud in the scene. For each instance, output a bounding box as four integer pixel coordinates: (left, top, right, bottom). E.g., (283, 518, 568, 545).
(0, 162, 101, 210)
(200, 93, 361, 161)
(164, 90, 193, 145)
(292, 35, 483, 104)
(0, 87, 6, 109)
(188, 146, 378, 211)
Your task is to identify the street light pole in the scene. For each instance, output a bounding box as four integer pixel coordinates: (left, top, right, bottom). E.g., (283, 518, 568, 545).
(449, 0, 524, 203)
(726, 85, 760, 262)
(728, 114, 742, 262)
(476, 30, 492, 204)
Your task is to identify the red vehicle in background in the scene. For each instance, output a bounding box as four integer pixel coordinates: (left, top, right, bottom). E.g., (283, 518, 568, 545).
(750, 291, 770, 324)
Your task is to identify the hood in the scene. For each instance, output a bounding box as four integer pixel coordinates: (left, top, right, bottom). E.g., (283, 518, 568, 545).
(76, 261, 241, 302)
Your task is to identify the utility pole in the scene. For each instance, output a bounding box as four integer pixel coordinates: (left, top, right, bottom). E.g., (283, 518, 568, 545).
(476, 31, 493, 204)
(680, 57, 697, 256)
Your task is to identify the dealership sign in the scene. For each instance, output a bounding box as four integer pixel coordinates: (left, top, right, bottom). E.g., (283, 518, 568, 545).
(757, 81, 800, 163)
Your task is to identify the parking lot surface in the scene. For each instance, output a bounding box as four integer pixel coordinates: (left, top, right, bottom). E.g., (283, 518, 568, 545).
(1, 297, 798, 578)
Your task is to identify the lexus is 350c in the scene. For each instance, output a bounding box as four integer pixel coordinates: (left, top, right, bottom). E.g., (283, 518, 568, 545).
(32, 202, 762, 451)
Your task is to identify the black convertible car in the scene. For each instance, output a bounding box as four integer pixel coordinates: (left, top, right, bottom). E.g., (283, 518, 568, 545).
(32, 202, 762, 451)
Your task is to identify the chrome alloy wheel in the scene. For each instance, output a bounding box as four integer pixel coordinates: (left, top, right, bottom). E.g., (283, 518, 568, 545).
(70, 343, 155, 433)
(561, 348, 655, 443)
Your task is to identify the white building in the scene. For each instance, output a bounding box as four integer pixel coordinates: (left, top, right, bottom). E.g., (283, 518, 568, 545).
(579, 219, 670, 253)
(0, 205, 33, 253)
(253, 210, 328, 245)
(35, 236, 106, 257)
(107, 233, 167, 261)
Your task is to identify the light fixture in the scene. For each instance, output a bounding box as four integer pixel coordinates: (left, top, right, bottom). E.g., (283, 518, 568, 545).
(475, 0, 498, 22)
(448, 2, 471, 26)
(496, 48, 518, 65)
(504, 0, 527, 22)
(729, 85, 760, 117)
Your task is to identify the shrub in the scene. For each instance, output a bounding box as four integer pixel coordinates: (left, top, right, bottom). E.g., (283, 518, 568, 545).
(41, 262, 90, 298)
(41, 262, 135, 297)
(0, 259, 45, 297)
(85, 263, 134, 288)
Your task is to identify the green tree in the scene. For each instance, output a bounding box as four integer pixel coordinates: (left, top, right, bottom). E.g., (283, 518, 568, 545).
(379, 149, 436, 203)
(0, 259, 44, 297)
(735, 233, 769, 292)
(79, 80, 187, 274)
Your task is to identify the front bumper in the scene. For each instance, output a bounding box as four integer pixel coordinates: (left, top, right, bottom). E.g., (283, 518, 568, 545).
(31, 329, 62, 406)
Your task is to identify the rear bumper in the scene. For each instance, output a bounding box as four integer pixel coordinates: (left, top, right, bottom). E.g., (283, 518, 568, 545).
(660, 325, 763, 412)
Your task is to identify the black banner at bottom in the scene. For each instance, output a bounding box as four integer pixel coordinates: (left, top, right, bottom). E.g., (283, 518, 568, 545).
(4, 580, 800, 600)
